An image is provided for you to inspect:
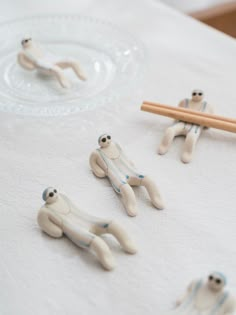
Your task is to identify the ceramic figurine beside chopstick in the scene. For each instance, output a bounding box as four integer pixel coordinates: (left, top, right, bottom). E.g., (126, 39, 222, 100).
(89, 134, 164, 217)
(38, 187, 137, 270)
(165, 272, 236, 315)
(158, 90, 213, 163)
(17, 37, 86, 88)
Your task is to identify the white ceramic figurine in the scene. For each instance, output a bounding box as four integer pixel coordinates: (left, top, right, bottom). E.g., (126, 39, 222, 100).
(158, 90, 213, 163)
(89, 134, 164, 217)
(37, 187, 137, 270)
(17, 37, 86, 88)
(166, 272, 236, 315)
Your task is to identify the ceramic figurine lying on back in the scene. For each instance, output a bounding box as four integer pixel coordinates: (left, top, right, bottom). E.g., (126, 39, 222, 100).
(158, 90, 213, 163)
(165, 272, 236, 315)
(17, 37, 86, 88)
(89, 134, 164, 216)
(37, 187, 137, 270)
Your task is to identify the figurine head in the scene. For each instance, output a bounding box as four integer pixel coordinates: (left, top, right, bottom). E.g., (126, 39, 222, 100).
(191, 89, 204, 102)
(21, 37, 32, 48)
(42, 187, 58, 204)
(207, 272, 227, 292)
(98, 134, 112, 148)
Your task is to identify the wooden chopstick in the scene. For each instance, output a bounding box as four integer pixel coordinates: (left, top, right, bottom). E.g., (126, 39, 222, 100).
(141, 102, 236, 133)
(143, 101, 236, 125)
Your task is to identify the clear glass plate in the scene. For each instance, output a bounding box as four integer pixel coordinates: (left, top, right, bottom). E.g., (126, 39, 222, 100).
(0, 15, 145, 116)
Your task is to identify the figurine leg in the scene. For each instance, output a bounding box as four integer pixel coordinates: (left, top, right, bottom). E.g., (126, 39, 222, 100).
(107, 221, 137, 254)
(181, 128, 201, 163)
(50, 65, 71, 88)
(158, 122, 185, 155)
(120, 184, 137, 217)
(90, 236, 115, 270)
(57, 60, 86, 81)
(92, 221, 137, 254)
(56, 218, 115, 270)
(140, 176, 165, 210)
(69, 61, 86, 81)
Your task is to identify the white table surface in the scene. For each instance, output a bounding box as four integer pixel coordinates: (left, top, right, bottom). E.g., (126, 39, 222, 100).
(1, 1, 236, 314)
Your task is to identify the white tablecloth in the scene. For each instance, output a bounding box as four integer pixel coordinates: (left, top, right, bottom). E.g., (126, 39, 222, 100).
(1, 1, 236, 314)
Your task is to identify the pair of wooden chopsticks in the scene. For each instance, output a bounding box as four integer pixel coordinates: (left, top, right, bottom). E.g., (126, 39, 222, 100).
(141, 101, 236, 133)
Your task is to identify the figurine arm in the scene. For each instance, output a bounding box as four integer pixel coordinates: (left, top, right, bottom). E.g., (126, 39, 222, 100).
(176, 280, 195, 306)
(178, 99, 187, 108)
(89, 151, 106, 178)
(37, 208, 63, 238)
(171, 99, 186, 123)
(207, 104, 214, 115)
(17, 52, 35, 70)
(203, 104, 214, 129)
(223, 297, 236, 315)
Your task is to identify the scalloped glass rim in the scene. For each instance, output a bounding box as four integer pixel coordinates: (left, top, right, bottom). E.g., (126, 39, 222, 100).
(0, 15, 145, 116)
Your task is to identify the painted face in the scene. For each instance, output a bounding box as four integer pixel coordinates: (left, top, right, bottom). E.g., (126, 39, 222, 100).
(99, 134, 111, 148)
(21, 38, 32, 48)
(191, 90, 204, 102)
(207, 273, 226, 292)
(43, 187, 58, 204)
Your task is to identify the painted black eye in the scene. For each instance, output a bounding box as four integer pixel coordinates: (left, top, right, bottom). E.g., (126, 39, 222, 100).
(102, 138, 106, 142)
(216, 279, 221, 284)
(192, 92, 197, 96)
(54, 189, 57, 193)
(209, 275, 214, 281)
(198, 93, 202, 96)
(107, 135, 111, 139)
(49, 192, 54, 197)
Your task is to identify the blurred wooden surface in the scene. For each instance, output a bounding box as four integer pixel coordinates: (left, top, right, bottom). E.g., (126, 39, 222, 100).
(190, 2, 236, 37)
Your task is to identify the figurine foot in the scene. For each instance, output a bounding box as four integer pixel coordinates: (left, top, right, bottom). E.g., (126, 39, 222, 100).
(123, 240, 138, 254)
(106, 221, 137, 254)
(77, 73, 87, 81)
(140, 176, 164, 210)
(181, 152, 193, 163)
(125, 206, 138, 217)
(71, 64, 87, 81)
(59, 77, 71, 89)
(120, 184, 137, 217)
(158, 127, 176, 155)
(158, 144, 168, 155)
(51, 66, 71, 88)
(100, 252, 115, 271)
(91, 237, 115, 270)
(152, 197, 165, 210)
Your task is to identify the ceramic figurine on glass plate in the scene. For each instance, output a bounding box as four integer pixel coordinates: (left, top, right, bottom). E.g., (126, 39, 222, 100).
(17, 37, 86, 88)
(158, 89, 213, 163)
(89, 134, 164, 217)
(166, 272, 236, 315)
(37, 187, 137, 270)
